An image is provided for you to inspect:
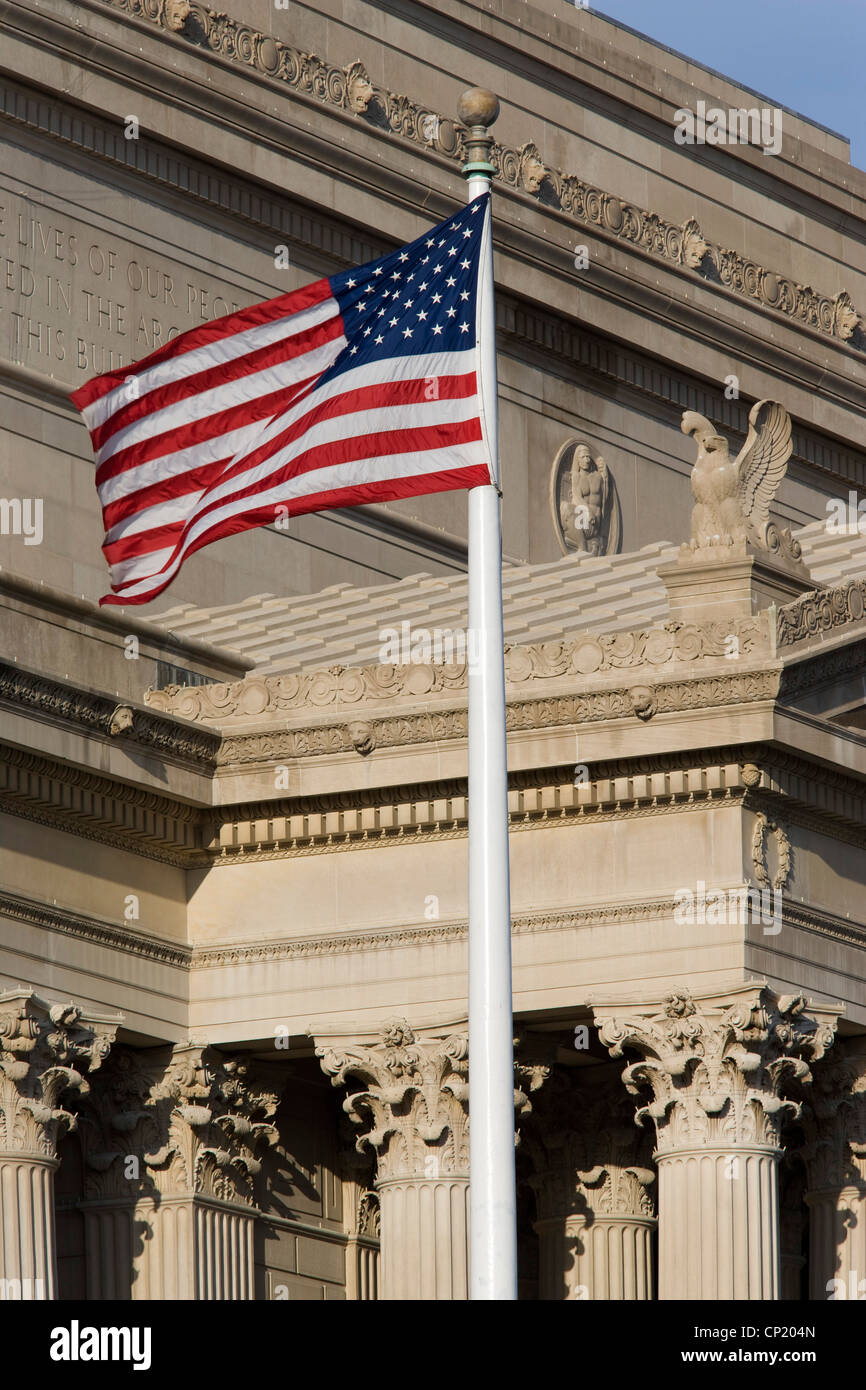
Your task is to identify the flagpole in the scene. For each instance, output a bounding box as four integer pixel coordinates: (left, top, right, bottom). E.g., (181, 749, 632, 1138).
(459, 87, 517, 1301)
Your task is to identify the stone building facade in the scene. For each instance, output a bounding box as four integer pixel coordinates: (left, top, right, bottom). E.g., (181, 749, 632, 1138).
(1, 0, 866, 1300)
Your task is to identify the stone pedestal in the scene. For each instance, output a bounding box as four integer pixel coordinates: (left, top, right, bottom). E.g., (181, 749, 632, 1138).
(594, 986, 837, 1302)
(79, 1042, 277, 1300)
(0, 990, 118, 1300)
(318, 1018, 470, 1301)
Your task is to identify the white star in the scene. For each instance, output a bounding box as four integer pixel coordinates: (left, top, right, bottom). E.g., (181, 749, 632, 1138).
(407, 274, 415, 283)
(403, 327, 413, 338)
(460, 290, 470, 301)
(373, 267, 383, 276)
(377, 308, 385, 317)
(471, 202, 481, 214)
(433, 264, 443, 274)
(459, 322, 469, 332)
(447, 246, 457, 256)
(438, 238, 446, 247)
(432, 324, 443, 335)
(462, 228, 472, 239)
(347, 277, 356, 287)
(391, 271, 401, 281)
(446, 276, 456, 287)
(403, 299, 413, 308)
(363, 327, 372, 336)
(422, 256, 430, 264)
(460, 259, 471, 270)
(426, 238, 435, 248)
(451, 222, 462, 231)
(399, 252, 409, 262)
(350, 345, 359, 354)
(417, 310, 428, 320)
(432, 293, 442, 304)
(389, 316, 398, 326)
(375, 334, 384, 344)
(357, 301, 366, 310)
(418, 282, 428, 291)
(447, 306, 456, 318)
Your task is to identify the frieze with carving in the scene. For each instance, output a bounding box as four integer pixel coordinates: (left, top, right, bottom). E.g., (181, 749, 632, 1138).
(101, 0, 860, 344)
(146, 616, 772, 725)
(776, 581, 866, 648)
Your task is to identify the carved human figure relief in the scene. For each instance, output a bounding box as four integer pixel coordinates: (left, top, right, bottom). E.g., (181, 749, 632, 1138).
(551, 440, 621, 557)
(680, 400, 794, 553)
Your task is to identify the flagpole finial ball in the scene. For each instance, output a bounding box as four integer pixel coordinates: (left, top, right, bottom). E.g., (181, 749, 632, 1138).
(457, 88, 500, 130)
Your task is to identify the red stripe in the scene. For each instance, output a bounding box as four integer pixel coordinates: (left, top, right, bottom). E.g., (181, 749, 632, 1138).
(213, 371, 479, 491)
(102, 419, 483, 567)
(101, 457, 233, 534)
(89, 312, 344, 454)
(94, 375, 318, 488)
(100, 465, 491, 606)
(70, 278, 332, 411)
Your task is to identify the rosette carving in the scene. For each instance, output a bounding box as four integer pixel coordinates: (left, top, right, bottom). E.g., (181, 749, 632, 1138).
(595, 988, 837, 1152)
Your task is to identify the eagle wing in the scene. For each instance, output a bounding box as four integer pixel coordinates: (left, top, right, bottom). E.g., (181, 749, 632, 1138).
(735, 400, 792, 542)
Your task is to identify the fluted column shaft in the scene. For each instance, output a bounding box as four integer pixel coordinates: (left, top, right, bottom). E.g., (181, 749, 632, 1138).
(379, 1177, 470, 1300)
(801, 1044, 866, 1301)
(657, 1146, 779, 1299)
(0, 1155, 56, 1298)
(595, 987, 837, 1303)
(535, 1213, 654, 1300)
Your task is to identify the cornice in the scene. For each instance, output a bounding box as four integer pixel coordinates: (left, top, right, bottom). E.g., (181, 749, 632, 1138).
(3, 70, 866, 478)
(0, 660, 220, 769)
(0, 743, 208, 866)
(71, 0, 861, 354)
(0, 887, 191, 966)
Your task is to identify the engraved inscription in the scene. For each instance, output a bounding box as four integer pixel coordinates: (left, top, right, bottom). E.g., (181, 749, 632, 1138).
(0, 185, 258, 380)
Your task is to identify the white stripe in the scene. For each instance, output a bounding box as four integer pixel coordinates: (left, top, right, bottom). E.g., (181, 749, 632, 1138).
(111, 437, 488, 596)
(82, 296, 338, 431)
(95, 336, 346, 468)
(104, 394, 479, 545)
(97, 421, 263, 509)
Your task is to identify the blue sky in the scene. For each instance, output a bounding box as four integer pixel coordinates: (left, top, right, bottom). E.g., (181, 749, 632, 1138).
(587, 1, 865, 169)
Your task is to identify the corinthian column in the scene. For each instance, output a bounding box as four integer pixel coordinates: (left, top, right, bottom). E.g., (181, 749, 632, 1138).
(0, 989, 118, 1299)
(318, 1018, 470, 1300)
(800, 1041, 866, 1301)
(523, 1064, 656, 1300)
(79, 1043, 278, 1299)
(594, 987, 837, 1301)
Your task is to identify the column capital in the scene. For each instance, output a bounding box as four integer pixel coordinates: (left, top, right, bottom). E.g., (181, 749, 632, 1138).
(801, 1040, 866, 1192)
(316, 1017, 470, 1181)
(593, 986, 838, 1152)
(0, 989, 120, 1158)
(81, 1041, 280, 1204)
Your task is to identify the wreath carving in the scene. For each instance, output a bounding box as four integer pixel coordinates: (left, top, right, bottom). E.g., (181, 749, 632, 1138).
(751, 812, 792, 891)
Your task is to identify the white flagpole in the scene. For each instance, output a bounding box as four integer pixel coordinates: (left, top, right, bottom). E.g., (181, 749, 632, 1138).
(459, 87, 517, 1301)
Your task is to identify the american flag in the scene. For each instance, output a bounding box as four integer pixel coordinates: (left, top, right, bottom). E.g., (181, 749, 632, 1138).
(71, 194, 495, 607)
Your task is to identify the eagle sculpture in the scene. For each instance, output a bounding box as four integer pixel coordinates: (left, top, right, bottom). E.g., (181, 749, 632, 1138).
(680, 400, 792, 550)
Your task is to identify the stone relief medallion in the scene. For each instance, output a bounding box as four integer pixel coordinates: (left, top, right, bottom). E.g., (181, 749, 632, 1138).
(752, 812, 793, 892)
(551, 439, 622, 557)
